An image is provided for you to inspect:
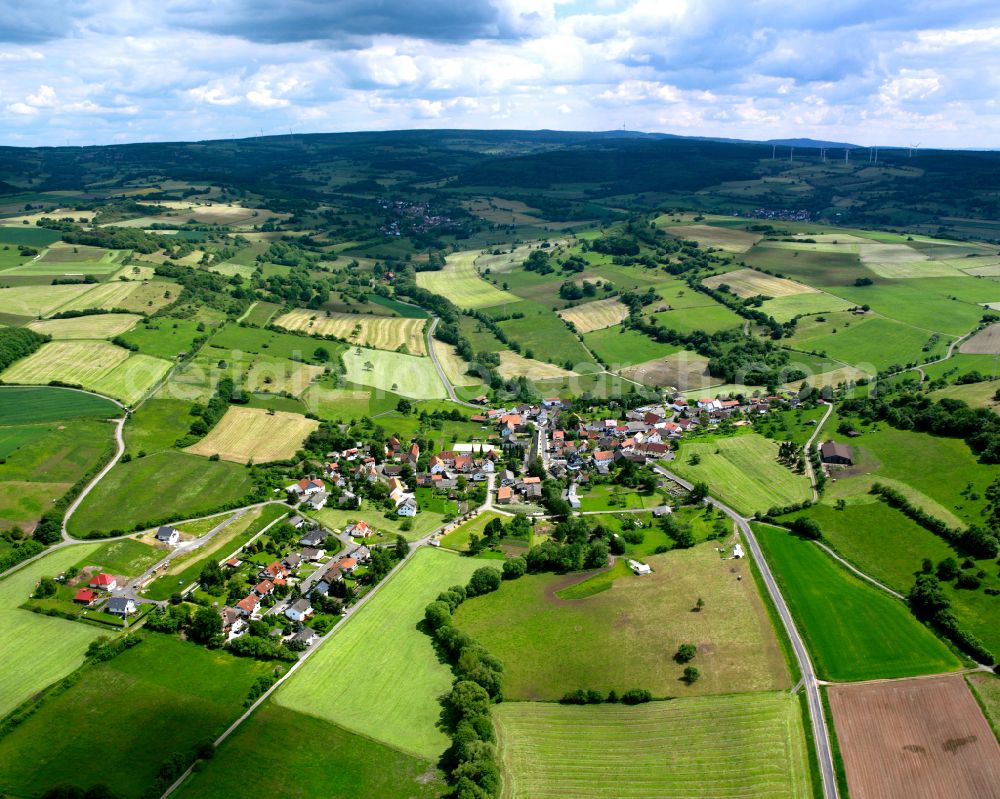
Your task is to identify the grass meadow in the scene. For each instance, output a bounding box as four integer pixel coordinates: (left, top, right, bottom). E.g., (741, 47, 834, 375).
(0, 544, 104, 719)
(274, 548, 483, 759)
(185, 406, 318, 463)
(497, 309, 596, 368)
(175, 702, 443, 799)
(788, 313, 943, 371)
(583, 326, 679, 367)
(0, 634, 272, 799)
(753, 524, 962, 680)
(342, 346, 446, 399)
(453, 543, 790, 700)
(118, 317, 209, 359)
(124, 397, 195, 456)
(416, 250, 519, 309)
(0, 386, 119, 424)
(669, 434, 812, 515)
(68, 450, 254, 536)
(762, 292, 856, 322)
(494, 693, 813, 799)
(27, 313, 142, 340)
(649, 303, 744, 335)
(439, 510, 507, 551)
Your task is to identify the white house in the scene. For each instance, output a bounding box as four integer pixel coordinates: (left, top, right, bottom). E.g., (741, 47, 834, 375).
(156, 526, 180, 545)
(397, 496, 418, 517)
(731, 543, 745, 559)
(627, 559, 651, 576)
(106, 597, 136, 617)
(285, 598, 314, 622)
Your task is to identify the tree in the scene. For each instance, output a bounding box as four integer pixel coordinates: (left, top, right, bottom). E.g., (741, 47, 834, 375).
(33, 576, 57, 599)
(526, 457, 546, 479)
(313, 346, 330, 362)
(424, 600, 452, 630)
(688, 481, 709, 503)
(936, 557, 960, 582)
(396, 398, 412, 414)
(674, 643, 697, 664)
(395, 534, 409, 560)
(908, 574, 950, 619)
(188, 607, 222, 644)
(199, 559, 225, 592)
(502, 556, 526, 580)
(466, 566, 502, 597)
(682, 666, 700, 684)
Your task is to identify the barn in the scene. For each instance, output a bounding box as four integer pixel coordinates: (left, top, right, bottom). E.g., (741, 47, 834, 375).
(820, 440, 854, 466)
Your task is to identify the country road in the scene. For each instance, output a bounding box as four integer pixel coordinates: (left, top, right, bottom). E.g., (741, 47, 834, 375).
(803, 401, 834, 503)
(426, 316, 478, 407)
(653, 464, 840, 799)
(62, 414, 128, 541)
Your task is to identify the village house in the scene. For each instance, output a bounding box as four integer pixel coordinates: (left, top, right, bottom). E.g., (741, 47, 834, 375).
(338, 557, 358, 575)
(285, 597, 314, 622)
(89, 572, 117, 591)
(220, 607, 246, 640)
(236, 593, 261, 617)
(156, 525, 180, 545)
(106, 597, 136, 618)
(298, 527, 324, 547)
(292, 628, 319, 647)
(300, 547, 325, 562)
(287, 477, 325, 497)
(259, 562, 289, 581)
(345, 520, 373, 538)
(497, 485, 512, 505)
(73, 588, 98, 606)
(253, 579, 275, 597)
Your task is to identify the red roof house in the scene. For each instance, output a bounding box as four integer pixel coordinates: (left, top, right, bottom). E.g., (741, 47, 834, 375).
(89, 572, 117, 590)
(74, 588, 98, 605)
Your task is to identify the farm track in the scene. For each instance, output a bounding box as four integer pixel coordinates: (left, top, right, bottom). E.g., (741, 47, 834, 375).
(803, 401, 834, 502)
(652, 463, 840, 799)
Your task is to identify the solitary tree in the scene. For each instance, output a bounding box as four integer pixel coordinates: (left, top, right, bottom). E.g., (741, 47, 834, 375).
(682, 666, 700, 685)
(674, 643, 697, 664)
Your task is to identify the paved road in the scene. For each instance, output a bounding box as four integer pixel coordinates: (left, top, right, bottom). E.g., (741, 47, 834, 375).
(425, 317, 478, 407)
(653, 464, 840, 799)
(803, 401, 834, 502)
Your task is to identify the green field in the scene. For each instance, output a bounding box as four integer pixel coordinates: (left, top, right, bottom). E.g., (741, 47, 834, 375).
(761, 292, 856, 322)
(650, 302, 744, 335)
(0, 284, 94, 317)
(0, 544, 104, 718)
(0, 417, 114, 530)
(1, 340, 171, 405)
(669, 433, 812, 515)
(0, 226, 62, 247)
(439, 510, 506, 550)
(0, 634, 271, 799)
(119, 317, 208, 359)
(124, 397, 195, 455)
(175, 702, 443, 799)
(583, 326, 679, 367)
(494, 693, 813, 799)
(753, 524, 962, 681)
(788, 314, 946, 371)
(274, 548, 482, 759)
(497, 306, 597, 369)
(68, 450, 254, 536)
(0, 386, 119, 424)
(341, 346, 446, 399)
(76, 538, 162, 576)
(416, 249, 520, 309)
(453, 543, 789, 700)
(240, 300, 281, 326)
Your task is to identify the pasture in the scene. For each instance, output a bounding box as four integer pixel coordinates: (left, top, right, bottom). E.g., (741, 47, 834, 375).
(744, 244, 865, 288)
(301, 384, 376, 419)
(753, 524, 961, 681)
(0, 386, 119, 424)
(761, 292, 856, 321)
(828, 676, 1000, 799)
(787, 314, 942, 371)
(1, 340, 171, 405)
(342, 347, 446, 399)
(186, 406, 318, 463)
(0, 634, 272, 799)
(650, 303, 744, 335)
(0, 544, 104, 719)
(67, 450, 254, 536)
(494, 692, 813, 799)
(241, 300, 281, 326)
(274, 548, 482, 759)
(617, 350, 712, 390)
(664, 223, 762, 253)
(498, 308, 596, 368)
(961, 322, 1000, 355)
(968, 674, 1000, 734)
(118, 317, 209, 359)
(931, 379, 1000, 413)
(583, 327, 679, 367)
(174, 703, 443, 799)
(703, 267, 816, 298)
(27, 313, 141, 339)
(274, 308, 427, 355)
(438, 510, 507, 551)
(416, 250, 520, 310)
(830, 282, 988, 337)
(124, 398, 194, 455)
(453, 543, 789, 700)
(244, 357, 324, 397)
(670, 434, 812, 515)
(56, 279, 180, 315)
(558, 297, 629, 333)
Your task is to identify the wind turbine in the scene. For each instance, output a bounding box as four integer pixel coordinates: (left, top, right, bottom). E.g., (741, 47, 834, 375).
(908, 141, 921, 158)
(789, 146, 794, 163)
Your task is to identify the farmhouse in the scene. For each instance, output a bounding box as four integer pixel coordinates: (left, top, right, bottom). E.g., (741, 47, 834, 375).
(89, 572, 117, 591)
(106, 597, 136, 617)
(820, 440, 854, 466)
(155, 525, 180, 545)
(73, 588, 97, 606)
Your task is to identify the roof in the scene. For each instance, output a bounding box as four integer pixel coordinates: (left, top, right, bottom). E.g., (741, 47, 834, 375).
(497, 486, 512, 499)
(291, 598, 312, 612)
(89, 572, 115, 586)
(107, 597, 132, 610)
(339, 557, 358, 569)
(254, 579, 274, 594)
(74, 588, 97, 602)
(156, 525, 178, 540)
(236, 595, 259, 613)
(820, 440, 853, 460)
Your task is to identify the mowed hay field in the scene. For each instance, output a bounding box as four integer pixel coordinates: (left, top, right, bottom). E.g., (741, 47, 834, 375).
(495, 693, 813, 799)
(1, 341, 171, 405)
(453, 544, 789, 700)
(275, 548, 482, 759)
(960, 322, 1000, 354)
(55, 280, 179, 314)
(670, 434, 812, 515)
(27, 313, 141, 339)
(664, 224, 761, 253)
(703, 267, 816, 299)
(274, 309, 427, 355)
(497, 350, 577, 381)
(558, 298, 629, 333)
(431, 340, 481, 386)
(0, 544, 104, 718)
(186, 406, 318, 463)
(761, 292, 856, 322)
(416, 250, 519, 310)
(0, 284, 94, 318)
(829, 676, 1000, 799)
(753, 524, 961, 681)
(342, 347, 445, 399)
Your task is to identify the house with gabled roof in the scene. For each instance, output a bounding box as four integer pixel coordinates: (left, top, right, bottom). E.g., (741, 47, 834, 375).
(346, 520, 374, 539)
(236, 594, 260, 617)
(89, 573, 117, 590)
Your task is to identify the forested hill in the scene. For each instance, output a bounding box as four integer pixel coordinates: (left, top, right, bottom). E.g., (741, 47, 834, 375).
(2, 129, 1000, 229)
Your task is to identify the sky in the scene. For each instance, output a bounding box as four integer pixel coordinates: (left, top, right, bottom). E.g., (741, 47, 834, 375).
(1, 0, 1000, 148)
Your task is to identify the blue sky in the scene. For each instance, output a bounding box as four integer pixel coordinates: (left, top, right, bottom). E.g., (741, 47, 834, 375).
(1, 0, 999, 147)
